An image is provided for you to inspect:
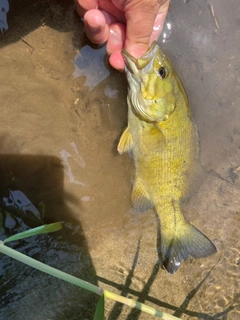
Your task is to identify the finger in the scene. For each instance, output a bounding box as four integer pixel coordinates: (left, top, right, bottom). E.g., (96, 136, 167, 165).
(106, 23, 126, 55)
(75, 0, 98, 17)
(109, 50, 125, 71)
(124, 0, 169, 58)
(150, 0, 171, 43)
(99, 0, 126, 23)
(84, 9, 110, 44)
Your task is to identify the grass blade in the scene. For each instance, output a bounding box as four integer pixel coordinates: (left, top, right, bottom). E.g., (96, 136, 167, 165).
(93, 295, 105, 320)
(4, 222, 62, 243)
(0, 243, 180, 319)
(0, 243, 103, 295)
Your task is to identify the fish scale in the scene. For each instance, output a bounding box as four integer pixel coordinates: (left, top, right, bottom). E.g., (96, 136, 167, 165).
(118, 41, 216, 274)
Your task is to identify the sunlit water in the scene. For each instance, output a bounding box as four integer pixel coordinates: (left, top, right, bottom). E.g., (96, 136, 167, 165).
(0, 0, 240, 319)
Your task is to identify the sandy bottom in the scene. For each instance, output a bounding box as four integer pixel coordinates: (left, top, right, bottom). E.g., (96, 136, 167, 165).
(0, 0, 240, 319)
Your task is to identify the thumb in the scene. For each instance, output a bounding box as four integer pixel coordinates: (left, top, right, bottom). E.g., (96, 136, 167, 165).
(123, 0, 170, 58)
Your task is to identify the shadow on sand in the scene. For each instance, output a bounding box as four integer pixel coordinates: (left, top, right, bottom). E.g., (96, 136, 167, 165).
(0, 153, 98, 319)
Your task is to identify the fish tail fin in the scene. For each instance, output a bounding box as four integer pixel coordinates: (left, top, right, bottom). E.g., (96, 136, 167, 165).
(160, 221, 217, 274)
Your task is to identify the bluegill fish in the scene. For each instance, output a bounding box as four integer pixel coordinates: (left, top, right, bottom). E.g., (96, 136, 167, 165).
(118, 42, 216, 274)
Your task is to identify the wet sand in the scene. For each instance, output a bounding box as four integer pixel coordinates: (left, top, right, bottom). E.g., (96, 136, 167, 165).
(0, 0, 240, 319)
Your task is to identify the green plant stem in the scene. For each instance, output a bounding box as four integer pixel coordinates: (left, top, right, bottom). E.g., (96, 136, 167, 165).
(104, 290, 179, 320)
(4, 222, 62, 243)
(0, 242, 102, 295)
(0, 243, 180, 320)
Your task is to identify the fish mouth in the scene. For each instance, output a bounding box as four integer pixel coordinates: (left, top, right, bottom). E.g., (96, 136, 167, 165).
(122, 41, 160, 74)
(122, 42, 161, 121)
(122, 42, 173, 122)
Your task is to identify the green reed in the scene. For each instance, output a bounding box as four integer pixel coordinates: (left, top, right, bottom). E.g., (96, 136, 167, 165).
(0, 223, 180, 320)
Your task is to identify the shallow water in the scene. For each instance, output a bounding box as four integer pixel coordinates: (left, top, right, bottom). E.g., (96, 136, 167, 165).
(0, 0, 240, 319)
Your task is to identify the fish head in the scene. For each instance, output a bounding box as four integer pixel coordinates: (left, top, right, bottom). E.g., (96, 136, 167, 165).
(122, 41, 181, 122)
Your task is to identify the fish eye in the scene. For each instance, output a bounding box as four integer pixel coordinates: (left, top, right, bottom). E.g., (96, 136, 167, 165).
(157, 67, 167, 79)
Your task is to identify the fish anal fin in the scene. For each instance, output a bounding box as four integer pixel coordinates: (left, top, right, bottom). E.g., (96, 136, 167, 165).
(161, 223, 217, 274)
(131, 180, 153, 212)
(117, 126, 133, 155)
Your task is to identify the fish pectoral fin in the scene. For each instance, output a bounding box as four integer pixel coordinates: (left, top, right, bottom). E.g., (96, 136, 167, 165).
(151, 122, 167, 148)
(117, 126, 133, 155)
(131, 180, 153, 212)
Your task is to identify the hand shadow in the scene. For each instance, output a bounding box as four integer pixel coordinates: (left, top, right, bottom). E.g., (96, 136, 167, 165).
(0, 0, 82, 48)
(0, 154, 98, 320)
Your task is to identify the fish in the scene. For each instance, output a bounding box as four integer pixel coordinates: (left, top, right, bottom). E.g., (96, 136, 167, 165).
(118, 41, 216, 274)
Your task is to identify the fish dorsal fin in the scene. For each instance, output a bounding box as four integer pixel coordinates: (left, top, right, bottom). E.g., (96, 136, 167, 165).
(117, 126, 133, 155)
(131, 179, 153, 212)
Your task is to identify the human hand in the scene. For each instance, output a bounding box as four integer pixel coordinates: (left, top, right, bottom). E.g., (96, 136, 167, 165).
(75, 0, 170, 71)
